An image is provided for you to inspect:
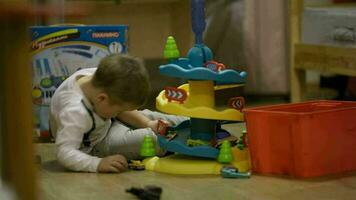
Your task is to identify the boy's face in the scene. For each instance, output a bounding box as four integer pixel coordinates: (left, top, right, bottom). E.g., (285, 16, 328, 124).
(93, 93, 137, 119)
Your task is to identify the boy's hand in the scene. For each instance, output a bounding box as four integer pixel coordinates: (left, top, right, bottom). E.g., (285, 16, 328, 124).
(147, 120, 171, 134)
(146, 120, 159, 133)
(97, 154, 128, 173)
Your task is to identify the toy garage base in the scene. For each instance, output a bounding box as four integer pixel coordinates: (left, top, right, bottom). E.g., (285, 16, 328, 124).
(142, 148, 250, 175)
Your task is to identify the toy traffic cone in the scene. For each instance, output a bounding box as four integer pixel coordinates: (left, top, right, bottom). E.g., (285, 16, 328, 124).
(218, 140, 233, 163)
(140, 135, 156, 157)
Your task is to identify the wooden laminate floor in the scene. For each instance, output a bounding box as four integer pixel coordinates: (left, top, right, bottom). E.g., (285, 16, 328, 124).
(36, 124, 356, 200)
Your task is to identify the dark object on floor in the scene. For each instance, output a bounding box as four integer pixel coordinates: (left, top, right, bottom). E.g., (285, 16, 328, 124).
(126, 185, 162, 200)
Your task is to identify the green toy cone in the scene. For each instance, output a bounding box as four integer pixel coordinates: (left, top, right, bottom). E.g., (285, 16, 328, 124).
(218, 140, 233, 163)
(140, 135, 156, 157)
(163, 36, 180, 60)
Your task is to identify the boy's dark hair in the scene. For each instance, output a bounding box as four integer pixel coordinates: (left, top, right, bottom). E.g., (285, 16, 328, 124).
(92, 54, 150, 106)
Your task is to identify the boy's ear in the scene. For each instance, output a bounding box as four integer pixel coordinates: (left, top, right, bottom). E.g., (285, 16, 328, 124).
(96, 92, 109, 103)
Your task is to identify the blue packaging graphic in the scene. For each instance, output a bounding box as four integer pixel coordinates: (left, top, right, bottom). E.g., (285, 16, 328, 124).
(30, 25, 128, 139)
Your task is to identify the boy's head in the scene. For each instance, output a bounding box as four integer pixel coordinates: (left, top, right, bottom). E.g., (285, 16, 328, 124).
(91, 54, 150, 116)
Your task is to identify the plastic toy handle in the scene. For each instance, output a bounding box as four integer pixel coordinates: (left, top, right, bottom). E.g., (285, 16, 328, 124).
(49, 23, 85, 27)
(191, 0, 206, 44)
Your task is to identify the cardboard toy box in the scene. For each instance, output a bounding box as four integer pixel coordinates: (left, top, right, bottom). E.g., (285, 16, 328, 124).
(244, 100, 356, 178)
(30, 25, 128, 139)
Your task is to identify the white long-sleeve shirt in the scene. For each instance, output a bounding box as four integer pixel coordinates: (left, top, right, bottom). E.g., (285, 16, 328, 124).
(50, 68, 111, 172)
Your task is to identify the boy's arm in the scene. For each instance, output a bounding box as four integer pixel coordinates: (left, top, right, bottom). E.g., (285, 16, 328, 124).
(57, 120, 128, 173)
(116, 110, 159, 132)
(55, 108, 102, 172)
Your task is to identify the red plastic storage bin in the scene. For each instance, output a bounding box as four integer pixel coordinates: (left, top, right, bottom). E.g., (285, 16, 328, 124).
(244, 100, 356, 178)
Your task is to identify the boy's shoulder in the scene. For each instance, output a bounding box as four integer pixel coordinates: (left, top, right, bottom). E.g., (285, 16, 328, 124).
(73, 68, 97, 75)
(57, 68, 97, 91)
(52, 68, 97, 107)
(52, 87, 83, 107)
(51, 90, 90, 123)
(52, 93, 93, 125)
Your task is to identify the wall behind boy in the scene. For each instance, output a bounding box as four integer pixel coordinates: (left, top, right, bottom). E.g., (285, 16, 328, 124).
(62, 1, 193, 109)
(206, 0, 289, 95)
(63, 1, 193, 59)
(245, 0, 289, 95)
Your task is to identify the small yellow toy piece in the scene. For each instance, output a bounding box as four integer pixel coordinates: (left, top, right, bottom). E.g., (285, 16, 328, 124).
(187, 139, 210, 147)
(128, 160, 145, 170)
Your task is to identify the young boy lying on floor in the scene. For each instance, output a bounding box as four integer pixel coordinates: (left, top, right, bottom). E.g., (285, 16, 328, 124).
(50, 54, 186, 173)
